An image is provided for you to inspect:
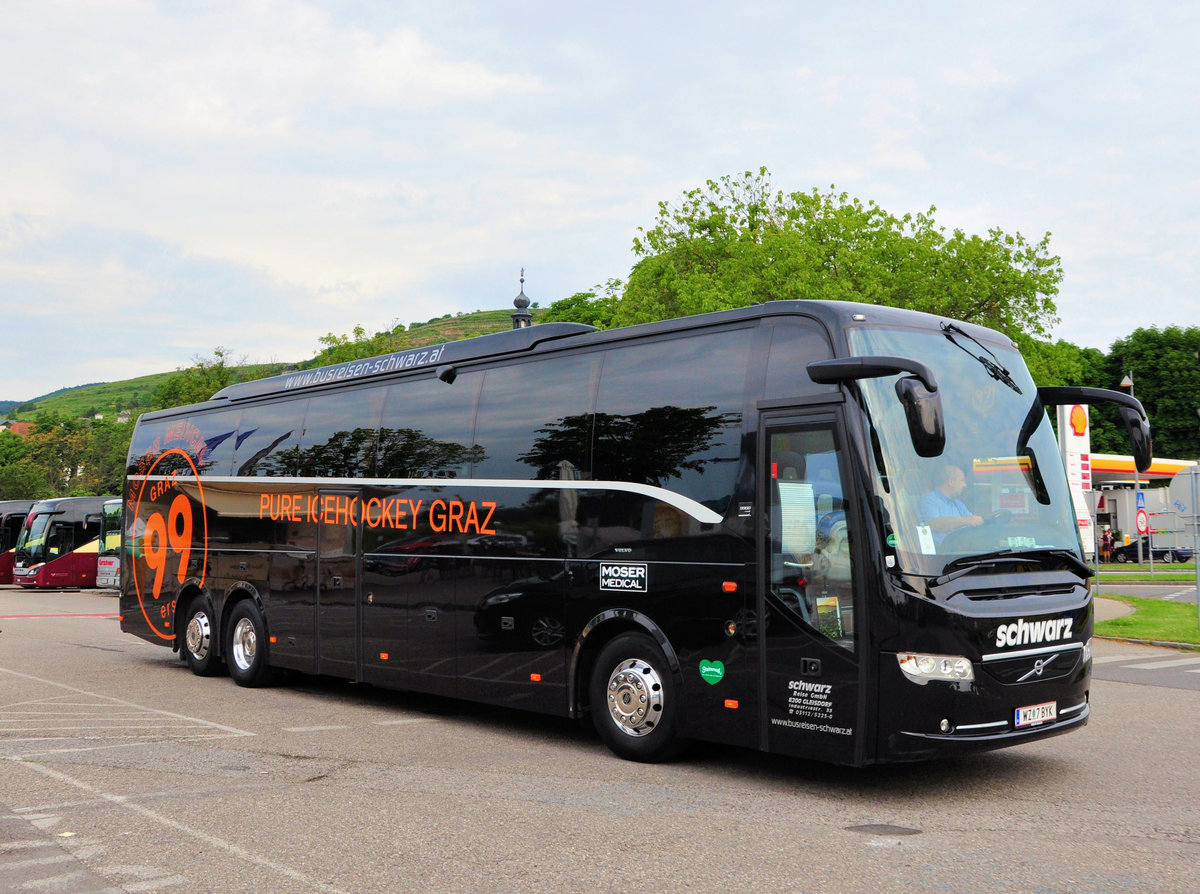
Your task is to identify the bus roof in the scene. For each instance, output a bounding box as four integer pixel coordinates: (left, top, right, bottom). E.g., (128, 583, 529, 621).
(143, 300, 1014, 419)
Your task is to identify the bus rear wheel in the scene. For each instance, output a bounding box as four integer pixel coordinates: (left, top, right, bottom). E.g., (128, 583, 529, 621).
(226, 601, 273, 688)
(182, 596, 224, 677)
(589, 633, 681, 763)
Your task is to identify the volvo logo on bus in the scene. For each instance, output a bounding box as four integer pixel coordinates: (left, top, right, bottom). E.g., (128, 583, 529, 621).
(1017, 653, 1060, 682)
(994, 616, 1074, 649)
(600, 562, 648, 592)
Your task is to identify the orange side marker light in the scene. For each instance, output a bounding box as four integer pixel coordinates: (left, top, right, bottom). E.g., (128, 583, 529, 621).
(380, 652, 390, 661)
(725, 699, 739, 710)
(722, 581, 737, 593)
(530, 673, 542, 682)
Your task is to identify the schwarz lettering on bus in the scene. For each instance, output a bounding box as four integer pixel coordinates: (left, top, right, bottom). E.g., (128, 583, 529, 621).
(118, 299, 1153, 767)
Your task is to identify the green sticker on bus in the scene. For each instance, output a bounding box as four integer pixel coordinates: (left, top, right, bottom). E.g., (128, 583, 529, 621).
(886, 533, 897, 547)
(699, 659, 725, 685)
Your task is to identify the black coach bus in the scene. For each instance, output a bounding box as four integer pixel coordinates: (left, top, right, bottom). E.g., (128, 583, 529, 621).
(119, 301, 1151, 765)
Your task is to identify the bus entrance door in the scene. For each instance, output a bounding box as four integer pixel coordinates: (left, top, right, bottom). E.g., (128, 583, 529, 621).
(316, 489, 362, 680)
(762, 417, 862, 763)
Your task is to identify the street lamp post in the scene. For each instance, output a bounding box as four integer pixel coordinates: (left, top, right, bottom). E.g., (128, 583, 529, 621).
(1120, 373, 1146, 568)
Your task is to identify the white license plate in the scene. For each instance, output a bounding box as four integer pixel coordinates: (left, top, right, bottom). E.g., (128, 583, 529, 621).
(1015, 701, 1057, 728)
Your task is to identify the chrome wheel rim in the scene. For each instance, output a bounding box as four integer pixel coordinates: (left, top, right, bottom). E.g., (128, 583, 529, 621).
(231, 617, 258, 671)
(185, 611, 212, 659)
(605, 657, 664, 737)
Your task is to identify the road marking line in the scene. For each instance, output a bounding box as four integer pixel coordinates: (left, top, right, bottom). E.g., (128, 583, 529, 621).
(0, 612, 120, 619)
(281, 725, 349, 732)
(0, 667, 254, 737)
(124, 874, 191, 892)
(374, 718, 438, 726)
(1121, 656, 1200, 669)
(8, 760, 350, 894)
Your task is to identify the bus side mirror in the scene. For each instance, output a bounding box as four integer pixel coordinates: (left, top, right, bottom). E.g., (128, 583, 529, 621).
(895, 376, 946, 458)
(1119, 406, 1152, 473)
(808, 355, 946, 459)
(1037, 386, 1153, 473)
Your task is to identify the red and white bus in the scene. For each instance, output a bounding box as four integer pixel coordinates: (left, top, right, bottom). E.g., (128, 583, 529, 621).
(12, 496, 115, 588)
(0, 499, 34, 584)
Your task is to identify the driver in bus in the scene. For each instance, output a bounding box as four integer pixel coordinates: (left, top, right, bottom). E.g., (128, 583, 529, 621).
(919, 464, 984, 544)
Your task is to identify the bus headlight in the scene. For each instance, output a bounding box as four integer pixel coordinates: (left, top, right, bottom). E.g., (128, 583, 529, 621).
(897, 652, 975, 685)
(1082, 638, 1092, 664)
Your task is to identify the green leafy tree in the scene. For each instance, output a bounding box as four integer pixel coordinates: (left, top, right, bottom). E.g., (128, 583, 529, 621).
(151, 347, 275, 410)
(1097, 326, 1200, 460)
(541, 281, 622, 329)
(608, 168, 1063, 344)
(0, 430, 27, 467)
(153, 347, 240, 409)
(22, 414, 91, 494)
(0, 463, 51, 500)
(78, 419, 136, 495)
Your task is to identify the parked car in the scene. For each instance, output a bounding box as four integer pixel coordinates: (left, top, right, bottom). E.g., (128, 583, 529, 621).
(1111, 536, 1193, 564)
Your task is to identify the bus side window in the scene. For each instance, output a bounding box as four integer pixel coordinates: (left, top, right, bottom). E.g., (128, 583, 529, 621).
(299, 386, 385, 478)
(376, 374, 480, 480)
(233, 400, 305, 477)
(47, 523, 73, 557)
(472, 353, 599, 481)
(592, 329, 750, 533)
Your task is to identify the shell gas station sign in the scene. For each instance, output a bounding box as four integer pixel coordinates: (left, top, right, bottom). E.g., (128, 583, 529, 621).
(1057, 404, 1094, 554)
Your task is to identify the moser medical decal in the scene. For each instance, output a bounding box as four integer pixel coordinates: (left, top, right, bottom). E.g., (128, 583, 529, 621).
(599, 562, 648, 592)
(994, 616, 1074, 649)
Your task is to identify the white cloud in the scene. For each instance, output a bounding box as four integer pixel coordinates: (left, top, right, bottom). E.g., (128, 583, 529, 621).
(0, 1, 1198, 398)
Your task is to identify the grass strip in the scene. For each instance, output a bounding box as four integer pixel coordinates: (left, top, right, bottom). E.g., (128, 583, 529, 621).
(1094, 595, 1200, 646)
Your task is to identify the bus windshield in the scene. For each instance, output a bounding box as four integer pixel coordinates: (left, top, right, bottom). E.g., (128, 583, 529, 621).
(849, 324, 1079, 579)
(14, 513, 51, 564)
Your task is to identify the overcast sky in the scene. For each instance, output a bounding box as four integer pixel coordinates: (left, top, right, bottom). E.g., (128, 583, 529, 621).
(1, 1, 1196, 402)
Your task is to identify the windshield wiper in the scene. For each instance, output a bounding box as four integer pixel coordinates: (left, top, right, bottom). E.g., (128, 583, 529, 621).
(932, 547, 1092, 588)
(941, 322, 1021, 394)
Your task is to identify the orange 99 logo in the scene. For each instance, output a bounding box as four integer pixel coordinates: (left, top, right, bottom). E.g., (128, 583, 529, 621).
(132, 448, 208, 641)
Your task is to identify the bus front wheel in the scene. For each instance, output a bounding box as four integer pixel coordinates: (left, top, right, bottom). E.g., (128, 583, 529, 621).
(226, 601, 273, 688)
(589, 633, 681, 763)
(182, 596, 224, 677)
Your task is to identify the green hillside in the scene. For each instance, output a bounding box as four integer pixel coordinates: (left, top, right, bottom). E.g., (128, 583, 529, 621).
(5, 308, 547, 421)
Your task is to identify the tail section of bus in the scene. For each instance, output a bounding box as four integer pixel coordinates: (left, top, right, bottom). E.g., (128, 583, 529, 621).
(12, 496, 116, 589)
(95, 498, 123, 589)
(0, 500, 35, 584)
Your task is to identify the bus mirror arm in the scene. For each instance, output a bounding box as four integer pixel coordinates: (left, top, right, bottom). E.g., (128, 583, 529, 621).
(807, 356, 938, 393)
(1037, 386, 1153, 473)
(807, 357, 945, 458)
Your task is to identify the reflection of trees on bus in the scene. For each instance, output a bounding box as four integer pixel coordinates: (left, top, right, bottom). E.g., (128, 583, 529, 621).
(377, 427, 485, 478)
(519, 406, 740, 484)
(238, 427, 487, 479)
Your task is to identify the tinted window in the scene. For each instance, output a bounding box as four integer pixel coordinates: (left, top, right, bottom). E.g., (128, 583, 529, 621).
(125, 415, 229, 477)
(233, 400, 305, 477)
(298, 386, 385, 478)
(127, 418, 168, 477)
(193, 410, 240, 476)
(592, 328, 750, 513)
(764, 318, 836, 399)
(377, 373, 482, 479)
(472, 353, 600, 481)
